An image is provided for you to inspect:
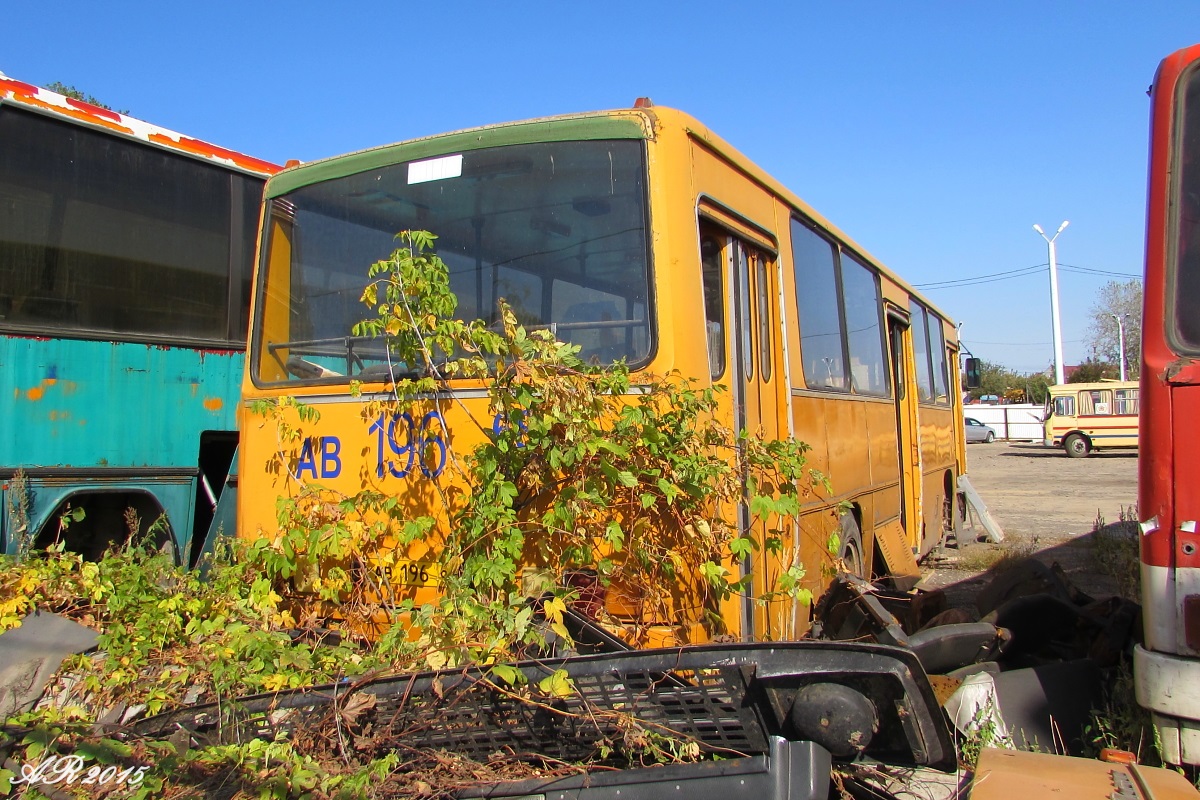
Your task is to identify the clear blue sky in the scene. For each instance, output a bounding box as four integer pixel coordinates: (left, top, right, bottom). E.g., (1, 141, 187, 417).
(6, 1, 1198, 374)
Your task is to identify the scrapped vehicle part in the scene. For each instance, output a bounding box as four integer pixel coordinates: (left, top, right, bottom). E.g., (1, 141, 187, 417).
(0, 611, 98, 716)
(907, 622, 1011, 675)
(943, 671, 1012, 747)
(976, 559, 1141, 669)
(958, 474, 1005, 543)
(975, 558, 1084, 616)
(970, 747, 1199, 800)
(133, 642, 957, 798)
(813, 574, 1009, 676)
(992, 659, 1102, 756)
(823, 560, 1148, 762)
(812, 573, 946, 645)
(788, 682, 879, 758)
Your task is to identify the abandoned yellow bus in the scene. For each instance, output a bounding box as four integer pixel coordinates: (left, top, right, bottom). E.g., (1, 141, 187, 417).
(238, 103, 967, 644)
(1043, 380, 1139, 458)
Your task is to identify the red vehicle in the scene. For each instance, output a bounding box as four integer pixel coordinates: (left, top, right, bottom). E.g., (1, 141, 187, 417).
(1136, 43, 1200, 766)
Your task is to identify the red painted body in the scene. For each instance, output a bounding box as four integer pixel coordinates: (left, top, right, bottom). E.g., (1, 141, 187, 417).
(1141, 44, 1200, 571)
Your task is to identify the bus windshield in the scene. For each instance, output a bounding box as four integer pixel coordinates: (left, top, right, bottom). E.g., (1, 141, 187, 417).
(253, 139, 652, 384)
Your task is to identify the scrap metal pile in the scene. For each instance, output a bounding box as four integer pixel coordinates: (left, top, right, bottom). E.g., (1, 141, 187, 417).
(0, 557, 1168, 799)
(812, 558, 1142, 755)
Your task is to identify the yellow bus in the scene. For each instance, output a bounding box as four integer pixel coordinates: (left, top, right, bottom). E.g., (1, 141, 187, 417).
(238, 103, 967, 643)
(1043, 380, 1139, 458)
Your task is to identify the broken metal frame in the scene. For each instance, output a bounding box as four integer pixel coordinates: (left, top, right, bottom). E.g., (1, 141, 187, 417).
(132, 642, 957, 799)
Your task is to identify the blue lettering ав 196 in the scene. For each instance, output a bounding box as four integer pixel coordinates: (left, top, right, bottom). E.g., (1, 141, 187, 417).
(369, 410, 447, 480)
(296, 436, 343, 479)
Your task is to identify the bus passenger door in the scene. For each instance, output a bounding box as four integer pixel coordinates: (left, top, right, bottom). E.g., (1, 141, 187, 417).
(888, 310, 923, 554)
(728, 234, 783, 639)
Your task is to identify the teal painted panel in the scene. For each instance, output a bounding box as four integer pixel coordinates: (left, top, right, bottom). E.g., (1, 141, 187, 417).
(1, 335, 243, 468)
(1, 477, 197, 562)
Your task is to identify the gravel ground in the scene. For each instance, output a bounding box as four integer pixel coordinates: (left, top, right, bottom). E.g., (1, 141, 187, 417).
(920, 439, 1140, 608)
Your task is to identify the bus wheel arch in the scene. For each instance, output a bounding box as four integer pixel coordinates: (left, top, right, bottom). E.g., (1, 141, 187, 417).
(942, 471, 957, 536)
(32, 489, 177, 564)
(839, 511, 866, 578)
(1064, 432, 1091, 458)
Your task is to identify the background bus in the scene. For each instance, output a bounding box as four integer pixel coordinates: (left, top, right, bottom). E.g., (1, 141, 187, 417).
(1043, 380, 1139, 457)
(1136, 42, 1200, 767)
(239, 103, 967, 643)
(0, 75, 279, 566)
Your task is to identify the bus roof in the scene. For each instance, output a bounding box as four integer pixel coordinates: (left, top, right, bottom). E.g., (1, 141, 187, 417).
(0, 74, 280, 177)
(1049, 380, 1139, 393)
(265, 105, 956, 330)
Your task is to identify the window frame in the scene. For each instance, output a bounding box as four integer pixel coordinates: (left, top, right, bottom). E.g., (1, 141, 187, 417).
(790, 215, 889, 397)
(0, 104, 258, 347)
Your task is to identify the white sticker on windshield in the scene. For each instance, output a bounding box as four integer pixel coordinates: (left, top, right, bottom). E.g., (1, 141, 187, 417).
(408, 154, 463, 184)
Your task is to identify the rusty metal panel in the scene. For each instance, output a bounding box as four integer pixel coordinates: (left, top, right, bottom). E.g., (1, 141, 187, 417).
(0, 76, 278, 177)
(2, 336, 241, 470)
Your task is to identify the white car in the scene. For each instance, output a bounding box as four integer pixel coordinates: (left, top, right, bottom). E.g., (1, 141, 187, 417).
(965, 417, 997, 443)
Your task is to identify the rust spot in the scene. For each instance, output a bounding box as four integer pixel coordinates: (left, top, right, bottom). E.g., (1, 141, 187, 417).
(148, 132, 280, 175)
(3, 77, 278, 177)
(203, 397, 224, 412)
(0, 77, 41, 97)
(43, 378, 57, 388)
(26, 386, 44, 401)
(10, 91, 135, 136)
(1164, 357, 1200, 382)
(63, 96, 122, 122)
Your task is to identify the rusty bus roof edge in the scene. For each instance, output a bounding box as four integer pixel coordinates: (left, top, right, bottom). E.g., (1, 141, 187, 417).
(0, 74, 280, 177)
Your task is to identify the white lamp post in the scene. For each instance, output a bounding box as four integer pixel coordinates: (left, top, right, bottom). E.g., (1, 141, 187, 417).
(1033, 221, 1069, 385)
(1111, 312, 1129, 381)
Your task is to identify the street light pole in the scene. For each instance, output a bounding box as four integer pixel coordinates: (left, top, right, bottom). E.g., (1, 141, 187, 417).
(1033, 221, 1070, 384)
(1111, 312, 1129, 381)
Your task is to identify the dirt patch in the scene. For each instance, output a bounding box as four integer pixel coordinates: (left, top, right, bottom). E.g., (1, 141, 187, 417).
(921, 440, 1139, 608)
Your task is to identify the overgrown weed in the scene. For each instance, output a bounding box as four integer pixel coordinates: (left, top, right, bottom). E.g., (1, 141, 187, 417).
(1090, 506, 1140, 602)
(0, 232, 834, 798)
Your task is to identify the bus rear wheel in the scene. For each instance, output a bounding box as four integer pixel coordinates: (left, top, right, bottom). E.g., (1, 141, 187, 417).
(1064, 433, 1091, 458)
(839, 515, 866, 578)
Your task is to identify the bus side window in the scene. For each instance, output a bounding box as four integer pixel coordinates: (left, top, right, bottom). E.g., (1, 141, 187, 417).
(791, 217, 847, 390)
(1079, 390, 1111, 415)
(701, 234, 726, 379)
(1115, 388, 1139, 415)
(1054, 395, 1075, 417)
(756, 253, 772, 382)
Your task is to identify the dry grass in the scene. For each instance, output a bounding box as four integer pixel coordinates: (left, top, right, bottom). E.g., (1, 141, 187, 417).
(1090, 507, 1140, 602)
(953, 539, 1038, 574)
